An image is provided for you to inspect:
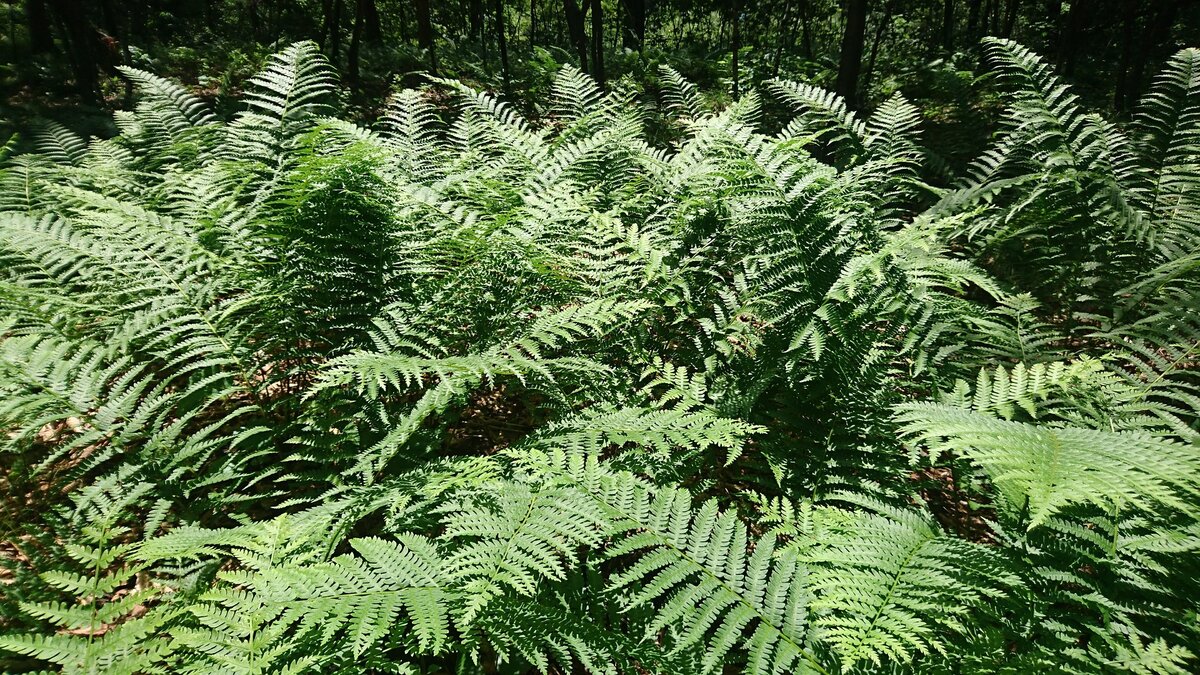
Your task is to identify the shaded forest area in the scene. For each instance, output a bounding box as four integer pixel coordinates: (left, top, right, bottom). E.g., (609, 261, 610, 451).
(4, 1, 1198, 131)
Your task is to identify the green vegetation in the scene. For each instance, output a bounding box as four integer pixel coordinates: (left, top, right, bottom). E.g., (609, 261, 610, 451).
(1, 26, 1199, 675)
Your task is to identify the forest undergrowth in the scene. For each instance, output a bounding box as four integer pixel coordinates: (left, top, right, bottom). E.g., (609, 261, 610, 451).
(0, 37, 1199, 674)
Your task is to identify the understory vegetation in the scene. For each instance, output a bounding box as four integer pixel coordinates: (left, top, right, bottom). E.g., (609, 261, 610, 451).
(1, 36, 1199, 674)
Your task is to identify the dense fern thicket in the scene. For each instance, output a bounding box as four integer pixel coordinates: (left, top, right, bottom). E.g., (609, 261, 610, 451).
(1, 38, 1198, 674)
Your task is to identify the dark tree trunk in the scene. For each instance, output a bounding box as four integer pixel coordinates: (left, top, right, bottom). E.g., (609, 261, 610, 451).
(201, 0, 213, 31)
(836, 0, 868, 108)
(364, 0, 381, 41)
(591, 0, 604, 86)
(1043, 0, 1059, 57)
(622, 0, 645, 50)
(1060, 0, 1089, 76)
(414, 0, 437, 72)
(97, 0, 118, 36)
(248, 0, 260, 41)
(470, 0, 484, 42)
(496, 0, 511, 93)
(26, 0, 54, 53)
(319, 0, 333, 50)
(1113, 0, 1137, 112)
(941, 0, 954, 53)
(563, 0, 588, 72)
(46, 0, 99, 103)
(966, 0, 981, 41)
(348, 0, 365, 84)
(730, 0, 740, 99)
(772, 0, 795, 76)
(1129, 0, 1180, 104)
(801, 0, 813, 59)
(530, 0, 537, 46)
(1001, 0, 1018, 37)
(863, 0, 894, 94)
(329, 0, 343, 61)
(120, 0, 133, 104)
(134, 0, 152, 42)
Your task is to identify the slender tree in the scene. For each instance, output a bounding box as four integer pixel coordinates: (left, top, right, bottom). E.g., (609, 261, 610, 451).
(530, 0, 537, 46)
(25, 0, 54, 53)
(941, 0, 954, 53)
(1001, 0, 1019, 37)
(730, 0, 741, 99)
(1060, 0, 1090, 75)
(414, 0, 437, 72)
(470, 0, 484, 42)
(801, 0, 813, 59)
(364, 0, 381, 40)
(591, 0, 604, 86)
(46, 0, 100, 103)
(1114, 0, 1137, 112)
(623, 0, 645, 50)
(1043, 0, 1060, 58)
(327, 0, 344, 60)
(966, 0, 981, 42)
(863, 0, 895, 93)
(836, 0, 868, 107)
(772, 0, 795, 76)
(496, 0, 511, 93)
(1128, 0, 1181, 100)
(563, 0, 588, 73)
(348, 0, 366, 84)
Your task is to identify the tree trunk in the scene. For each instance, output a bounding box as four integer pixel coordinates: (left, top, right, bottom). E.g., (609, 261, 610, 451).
(414, 0, 437, 72)
(563, 0, 587, 73)
(1043, 0, 1059, 58)
(348, 0, 365, 84)
(1129, 0, 1179, 104)
(46, 0, 99, 103)
(730, 0, 740, 99)
(364, 0, 381, 41)
(590, 0, 604, 86)
(1060, 0, 1089, 76)
(836, 0, 868, 108)
(319, 0, 333, 50)
(941, 0, 954, 53)
(329, 0, 343, 60)
(622, 0, 645, 50)
(966, 0, 981, 41)
(248, 0, 260, 41)
(1001, 0, 1018, 37)
(801, 0, 813, 59)
(26, 0, 54, 53)
(470, 0, 484, 42)
(772, 0, 795, 76)
(496, 0, 511, 93)
(863, 0, 894, 95)
(1113, 0, 1136, 112)
(97, 0, 118, 36)
(530, 0, 540, 45)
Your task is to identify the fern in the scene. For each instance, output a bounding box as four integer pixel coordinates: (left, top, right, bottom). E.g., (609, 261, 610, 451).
(3, 40, 1200, 675)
